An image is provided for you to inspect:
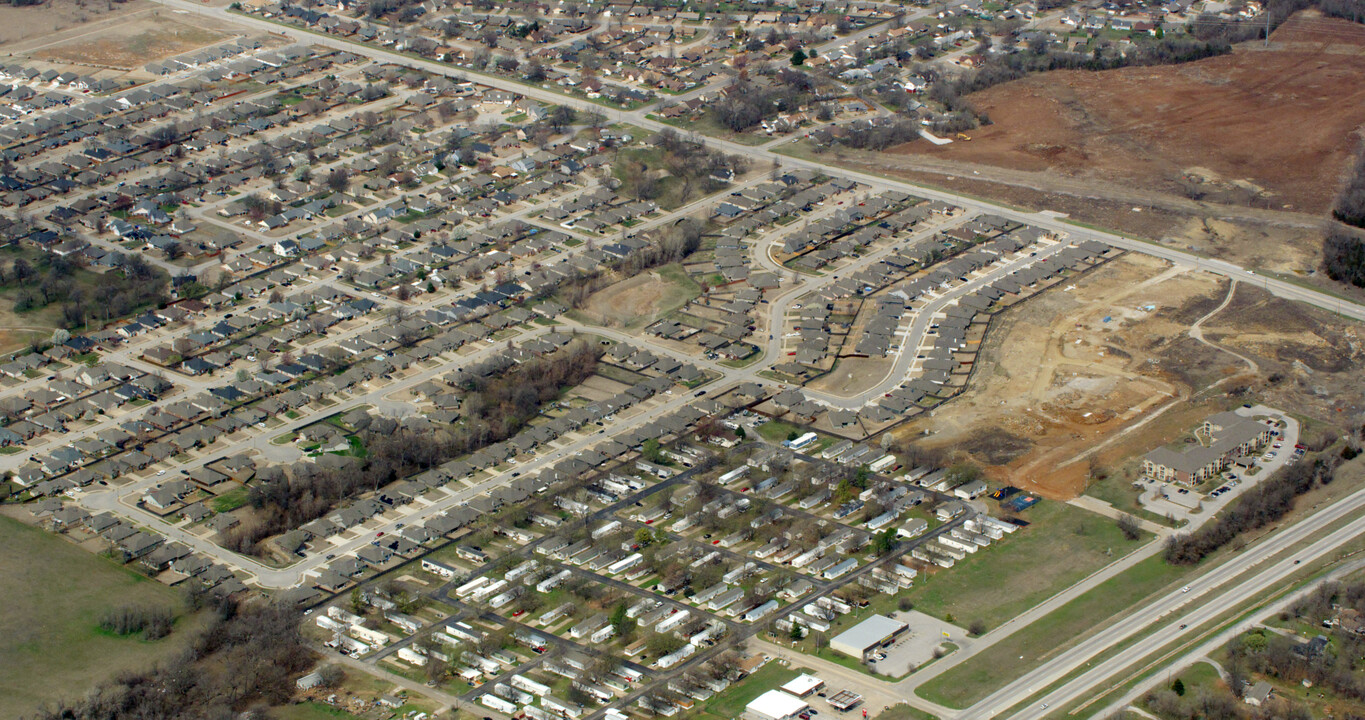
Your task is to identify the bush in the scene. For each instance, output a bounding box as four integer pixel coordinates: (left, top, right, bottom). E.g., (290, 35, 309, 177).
(1323, 230, 1365, 287)
(1334, 149, 1365, 229)
(99, 605, 174, 639)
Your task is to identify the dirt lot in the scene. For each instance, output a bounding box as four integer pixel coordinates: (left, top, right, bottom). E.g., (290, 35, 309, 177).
(0, 0, 149, 47)
(806, 355, 895, 396)
(580, 263, 700, 328)
(29, 13, 233, 70)
(893, 251, 1365, 500)
(892, 12, 1365, 215)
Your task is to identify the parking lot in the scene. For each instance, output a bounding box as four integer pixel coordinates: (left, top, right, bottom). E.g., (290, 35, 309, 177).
(868, 611, 969, 677)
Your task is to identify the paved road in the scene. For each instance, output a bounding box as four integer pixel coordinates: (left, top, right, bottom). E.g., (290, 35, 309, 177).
(1004, 491, 1365, 720)
(1089, 555, 1365, 720)
(151, 0, 1365, 331)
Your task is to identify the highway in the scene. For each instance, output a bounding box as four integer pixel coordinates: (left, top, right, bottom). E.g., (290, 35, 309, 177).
(61, 2, 1365, 705)
(988, 481, 1365, 720)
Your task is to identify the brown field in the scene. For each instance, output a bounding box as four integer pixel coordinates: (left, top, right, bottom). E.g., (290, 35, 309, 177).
(579, 263, 700, 329)
(30, 14, 232, 70)
(890, 12, 1365, 215)
(0, 0, 148, 47)
(806, 356, 894, 396)
(892, 252, 1365, 500)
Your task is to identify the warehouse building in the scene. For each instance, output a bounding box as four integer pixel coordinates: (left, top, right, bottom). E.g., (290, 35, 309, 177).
(829, 614, 909, 660)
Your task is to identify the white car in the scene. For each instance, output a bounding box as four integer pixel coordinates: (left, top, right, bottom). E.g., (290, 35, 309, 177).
(1181, 586, 1191, 593)
(156, 470, 166, 476)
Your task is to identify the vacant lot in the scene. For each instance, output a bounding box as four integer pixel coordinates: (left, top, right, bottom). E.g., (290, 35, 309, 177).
(891, 13, 1365, 215)
(32, 14, 232, 70)
(581, 263, 700, 328)
(908, 501, 1146, 631)
(807, 356, 895, 397)
(917, 552, 1185, 708)
(894, 254, 1231, 498)
(0, 515, 200, 718)
(0, 0, 149, 47)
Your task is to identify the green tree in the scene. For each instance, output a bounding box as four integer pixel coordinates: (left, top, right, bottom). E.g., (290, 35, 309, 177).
(873, 528, 897, 556)
(643, 438, 666, 464)
(790, 621, 804, 641)
(1171, 678, 1185, 696)
(349, 587, 365, 615)
(791, 48, 808, 66)
(736, 426, 746, 440)
(635, 527, 656, 548)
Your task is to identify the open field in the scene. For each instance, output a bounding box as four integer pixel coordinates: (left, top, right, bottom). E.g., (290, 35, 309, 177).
(890, 13, 1365, 216)
(917, 553, 1187, 708)
(0, 0, 150, 47)
(0, 515, 201, 719)
(908, 501, 1146, 630)
(30, 14, 233, 70)
(581, 263, 700, 328)
(806, 356, 896, 397)
(691, 662, 803, 720)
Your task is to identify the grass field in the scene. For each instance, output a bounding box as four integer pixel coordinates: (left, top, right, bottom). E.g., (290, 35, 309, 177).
(210, 486, 250, 513)
(0, 516, 201, 718)
(273, 702, 364, 720)
(874, 703, 940, 720)
(909, 501, 1147, 630)
(916, 550, 1183, 708)
(693, 662, 804, 720)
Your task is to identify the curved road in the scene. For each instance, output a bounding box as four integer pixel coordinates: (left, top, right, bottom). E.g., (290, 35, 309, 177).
(152, 0, 1365, 326)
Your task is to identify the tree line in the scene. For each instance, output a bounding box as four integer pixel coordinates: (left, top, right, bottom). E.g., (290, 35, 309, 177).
(1333, 147, 1365, 230)
(99, 605, 174, 641)
(555, 218, 704, 309)
(1163, 454, 1338, 565)
(29, 598, 312, 720)
(226, 343, 602, 555)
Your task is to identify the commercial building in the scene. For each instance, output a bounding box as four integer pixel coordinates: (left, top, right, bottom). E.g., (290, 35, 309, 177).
(829, 614, 909, 660)
(781, 674, 825, 698)
(745, 690, 810, 720)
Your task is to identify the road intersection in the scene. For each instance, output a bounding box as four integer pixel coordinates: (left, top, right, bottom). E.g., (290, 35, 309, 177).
(31, 6, 1365, 717)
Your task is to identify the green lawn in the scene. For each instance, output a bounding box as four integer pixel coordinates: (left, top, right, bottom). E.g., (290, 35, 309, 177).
(210, 486, 250, 513)
(756, 419, 807, 443)
(909, 501, 1148, 630)
(272, 702, 363, 720)
(916, 550, 1184, 708)
(0, 517, 203, 718)
(874, 703, 940, 720)
(702, 662, 803, 718)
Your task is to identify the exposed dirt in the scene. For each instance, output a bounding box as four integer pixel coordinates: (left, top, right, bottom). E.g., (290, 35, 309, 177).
(806, 356, 895, 396)
(580, 265, 698, 328)
(894, 250, 1365, 500)
(30, 15, 231, 70)
(896, 254, 1224, 498)
(891, 12, 1365, 215)
(0, 0, 148, 47)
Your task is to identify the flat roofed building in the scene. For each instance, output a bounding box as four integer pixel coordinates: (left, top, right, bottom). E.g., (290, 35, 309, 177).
(745, 690, 809, 720)
(829, 614, 909, 660)
(781, 674, 825, 698)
